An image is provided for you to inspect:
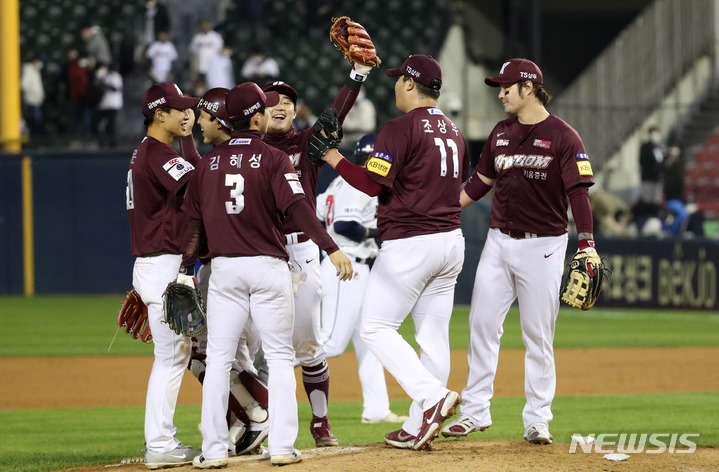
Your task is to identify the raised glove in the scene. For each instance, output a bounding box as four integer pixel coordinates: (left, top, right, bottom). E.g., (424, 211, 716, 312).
(307, 107, 341, 163)
(560, 249, 609, 310)
(329, 16, 381, 68)
(162, 281, 207, 336)
(118, 289, 152, 343)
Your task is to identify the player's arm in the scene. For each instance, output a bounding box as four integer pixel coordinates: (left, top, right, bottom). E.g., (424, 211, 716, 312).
(287, 200, 354, 280)
(178, 116, 201, 166)
(568, 184, 595, 250)
(322, 149, 383, 196)
(334, 220, 377, 243)
(460, 171, 496, 209)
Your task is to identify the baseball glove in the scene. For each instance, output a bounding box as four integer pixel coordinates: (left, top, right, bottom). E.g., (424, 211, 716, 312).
(118, 289, 152, 343)
(329, 16, 381, 67)
(162, 282, 207, 337)
(560, 249, 610, 311)
(307, 107, 341, 163)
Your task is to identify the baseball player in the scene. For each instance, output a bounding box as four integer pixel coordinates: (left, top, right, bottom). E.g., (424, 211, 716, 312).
(189, 87, 270, 457)
(318, 55, 470, 451)
(260, 62, 371, 446)
(177, 82, 353, 468)
(315, 134, 409, 425)
(441, 58, 596, 444)
(126, 82, 202, 468)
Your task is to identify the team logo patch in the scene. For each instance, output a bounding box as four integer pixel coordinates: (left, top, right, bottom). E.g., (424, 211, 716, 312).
(163, 157, 194, 181)
(428, 108, 444, 115)
(496, 139, 509, 147)
(575, 153, 590, 160)
(577, 160, 593, 176)
(229, 138, 251, 145)
(284, 173, 304, 194)
(533, 139, 551, 149)
(288, 152, 301, 167)
(366, 152, 393, 177)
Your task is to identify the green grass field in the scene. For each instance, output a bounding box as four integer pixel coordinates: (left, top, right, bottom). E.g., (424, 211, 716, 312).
(0, 295, 717, 472)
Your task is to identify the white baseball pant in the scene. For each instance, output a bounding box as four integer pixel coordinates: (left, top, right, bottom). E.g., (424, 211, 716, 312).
(320, 258, 391, 421)
(200, 256, 298, 460)
(360, 229, 465, 435)
(132, 254, 191, 453)
(459, 228, 567, 432)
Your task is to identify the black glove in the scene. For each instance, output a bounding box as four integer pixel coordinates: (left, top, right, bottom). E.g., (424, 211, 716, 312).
(162, 279, 207, 336)
(307, 107, 341, 163)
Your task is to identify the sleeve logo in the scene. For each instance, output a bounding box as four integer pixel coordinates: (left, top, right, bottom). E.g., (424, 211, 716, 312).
(575, 153, 590, 160)
(577, 161, 593, 176)
(163, 157, 195, 181)
(366, 151, 393, 177)
(284, 172, 304, 194)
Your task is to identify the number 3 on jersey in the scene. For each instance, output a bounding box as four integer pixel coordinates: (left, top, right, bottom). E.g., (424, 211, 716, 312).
(225, 174, 245, 214)
(434, 137, 459, 178)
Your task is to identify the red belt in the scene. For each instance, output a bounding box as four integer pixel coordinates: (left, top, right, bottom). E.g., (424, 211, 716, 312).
(499, 228, 538, 240)
(285, 233, 310, 245)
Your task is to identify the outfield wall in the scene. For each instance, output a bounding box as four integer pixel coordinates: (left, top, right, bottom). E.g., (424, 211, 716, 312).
(1, 153, 717, 310)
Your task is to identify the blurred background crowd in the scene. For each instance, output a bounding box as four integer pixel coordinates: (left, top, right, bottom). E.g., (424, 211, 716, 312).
(11, 0, 719, 240)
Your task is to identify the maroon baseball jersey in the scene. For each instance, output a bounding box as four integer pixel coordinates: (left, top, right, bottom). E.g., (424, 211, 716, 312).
(476, 114, 595, 235)
(263, 85, 359, 234)
(365, 107, 470, 241)
(127, 136, 198, 256)
(182, 130, 310, 260)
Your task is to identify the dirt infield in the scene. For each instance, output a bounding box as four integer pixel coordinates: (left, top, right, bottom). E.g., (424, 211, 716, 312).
(3, 346, 719, 471)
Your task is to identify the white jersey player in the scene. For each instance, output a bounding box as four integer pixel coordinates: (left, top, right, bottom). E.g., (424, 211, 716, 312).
(316, 134, 409, 424)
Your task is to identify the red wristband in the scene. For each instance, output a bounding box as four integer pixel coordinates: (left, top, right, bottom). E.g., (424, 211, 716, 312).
(578, 238, 596, 251)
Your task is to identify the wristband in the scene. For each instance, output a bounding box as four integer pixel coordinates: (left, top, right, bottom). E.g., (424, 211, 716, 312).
(578, 234, 595, 251)
(349, 69, 368, 82)
(179, 265, 195, 276)
(464, 174, 493, 201)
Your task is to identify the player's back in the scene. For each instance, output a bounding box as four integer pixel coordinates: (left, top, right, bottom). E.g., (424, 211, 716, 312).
(368, 107, 470, 240)
(189, 131, 306, 260)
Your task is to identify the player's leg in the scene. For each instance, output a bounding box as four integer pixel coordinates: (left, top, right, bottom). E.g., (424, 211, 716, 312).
(247, 257, 300, 461)
(319, 257, 358, 358)
(199, 257, 250, 464)
(286, 241, 336, 446)
(514, 234, 567, 438)
(448, 229, 516, 432)
(352, 327, 395, 422)
(360, 235, 450, 429)
(133, 254, 194, 457)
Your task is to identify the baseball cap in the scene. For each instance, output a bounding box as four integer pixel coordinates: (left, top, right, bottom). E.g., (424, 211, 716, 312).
(262, 81, 298, 104)
(385, 54, 442, 90)
(485, 58, 543, 87)
(142, 82, 199, 116)
(354, 133, 376, 158)
(197, 87, 232, 129)
(225, 82, 280, 120)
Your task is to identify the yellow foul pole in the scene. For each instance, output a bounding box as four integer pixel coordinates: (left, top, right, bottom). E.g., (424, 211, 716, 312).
(0, 0, 21, 153)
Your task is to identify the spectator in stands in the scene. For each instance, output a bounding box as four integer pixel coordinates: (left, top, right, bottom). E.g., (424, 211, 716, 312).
(190, 20, 224, 83)
(95, 64, 124, 146)
(639, 126, 666, 204)
(64, 49, 94, 139)
(340, 88, 376, 154)
(146, 31, 178, 82)
(20, 58, 45, 136)
(663, 143, 685, 202)
(144, 0, 171, 46)
(240, 47, 280, 85)
(80, 23, 112, 67)
(206, 47, 235, 90)
(662, 200, 689, 237)
(589, 189, 635, 237)
(293, 101, 316, 132)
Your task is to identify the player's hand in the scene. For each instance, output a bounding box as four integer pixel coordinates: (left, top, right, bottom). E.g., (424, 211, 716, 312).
(328, 250, 354, 281)
(182, 108, 195, 136)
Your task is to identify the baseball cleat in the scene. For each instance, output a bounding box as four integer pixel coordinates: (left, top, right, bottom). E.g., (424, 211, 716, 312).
(145, 444, 200, 469)
(441, 414, 490, 437)
(383, 428, 417, 449)
(310, 416, 339, 447)
(271, 449, 302, 466)
(361, 411, 409, 424)
(525, 424, 553, 445)
(192, 454, 228, 469)
(413, 391, 462, 451)
(232, 426, 269, 455)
